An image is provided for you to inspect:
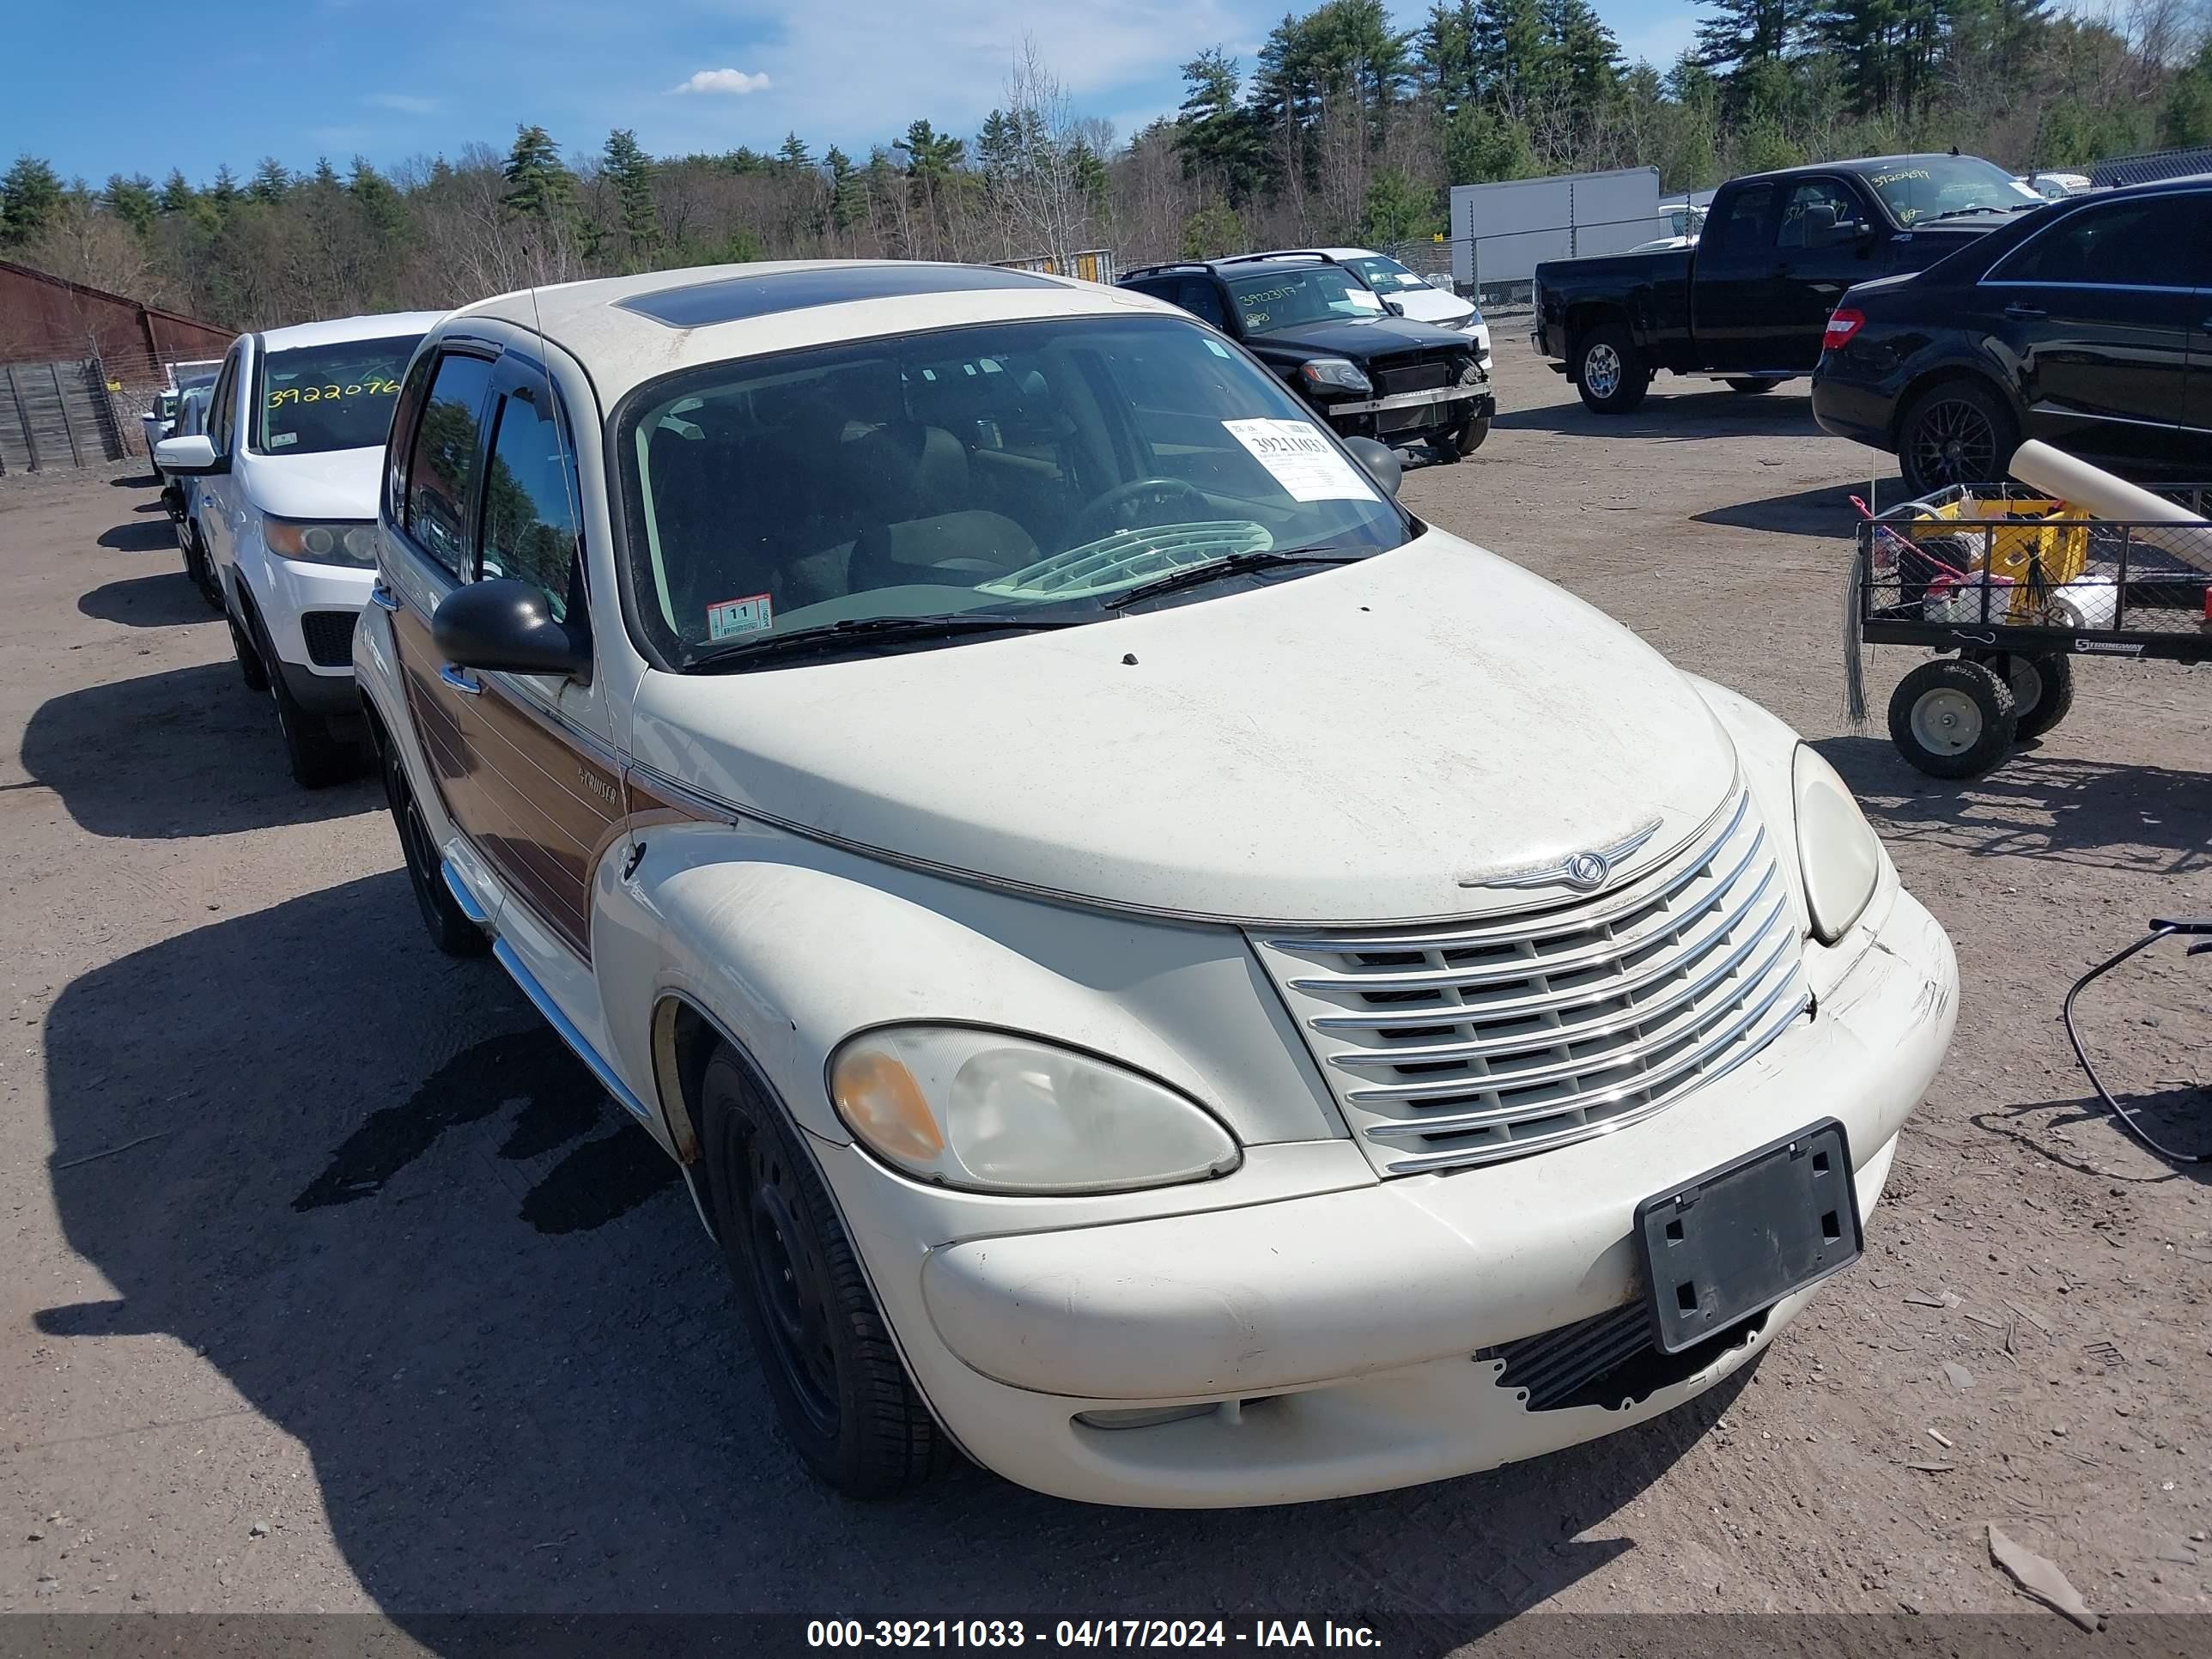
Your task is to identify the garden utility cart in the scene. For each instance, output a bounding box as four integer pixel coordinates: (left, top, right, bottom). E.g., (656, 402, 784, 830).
(1848, 483, 2212, 778)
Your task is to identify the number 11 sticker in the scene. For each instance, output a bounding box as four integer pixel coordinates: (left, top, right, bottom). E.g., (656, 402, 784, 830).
(707, 592, 772, 640)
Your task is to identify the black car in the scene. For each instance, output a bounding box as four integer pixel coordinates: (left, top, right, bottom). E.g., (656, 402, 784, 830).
(1813, 174, 2212, 494)
(1119, 257, 1493, 460)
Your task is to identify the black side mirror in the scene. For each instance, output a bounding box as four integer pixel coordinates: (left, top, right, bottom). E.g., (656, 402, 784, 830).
(1342, 435, 1402, 498)
(1383, 296, 1408, 316)
(432, 577, 591, 682)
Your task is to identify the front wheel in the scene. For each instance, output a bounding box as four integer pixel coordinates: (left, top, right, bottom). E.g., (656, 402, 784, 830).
(1898, 378, 2016, 495)
(1574, 325, 1649, 414)
(380, 737, 489, 957)
(1888, 657, 2017, 779)
(698, 1048, 950, 1498)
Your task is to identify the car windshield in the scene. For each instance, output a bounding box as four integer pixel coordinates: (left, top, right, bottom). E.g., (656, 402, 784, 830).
(252, 335, 420, 456)
(1223, 268, 1386, 334)
(617, 313, 1411, 668)
(1866, 156, 2044, 225)
(1344, 256, 1431, 294)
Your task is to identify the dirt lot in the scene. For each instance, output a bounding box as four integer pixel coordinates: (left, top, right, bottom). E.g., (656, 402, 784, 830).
(2, 337, 2208, 1641)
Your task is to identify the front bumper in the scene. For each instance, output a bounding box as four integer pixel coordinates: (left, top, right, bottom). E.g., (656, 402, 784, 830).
(242, 550, 377, 685)
(1326, 385, 1493, 446)
(832, 890, 1956, 1506)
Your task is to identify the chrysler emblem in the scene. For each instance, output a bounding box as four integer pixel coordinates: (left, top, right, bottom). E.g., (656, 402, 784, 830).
(1468, 818, 1664, 894)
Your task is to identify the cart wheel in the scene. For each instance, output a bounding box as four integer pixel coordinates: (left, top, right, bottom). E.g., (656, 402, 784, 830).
(1889, 659, 2016, 778)
(1962, 649, 2075, 742)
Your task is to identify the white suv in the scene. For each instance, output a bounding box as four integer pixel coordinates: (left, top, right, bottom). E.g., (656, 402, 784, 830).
(356, 262, 1955, 1508)
(158, 313, 443, 786)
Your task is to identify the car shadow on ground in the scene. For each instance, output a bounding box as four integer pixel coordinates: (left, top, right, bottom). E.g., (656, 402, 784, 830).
(1692, 475, 1911, 538)
(94, 518, 183, 554)
(35, 876, 1750, 1625)
(20, 661, 377, 838)
(109, 472, 162, 490)
(1495, 385, 1820, 444)
(1814, 738, 2212, 878)
(77, 571, 216, 629)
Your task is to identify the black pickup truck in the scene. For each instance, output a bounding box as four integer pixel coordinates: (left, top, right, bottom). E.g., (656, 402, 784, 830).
(1533, 153, 2050, 412)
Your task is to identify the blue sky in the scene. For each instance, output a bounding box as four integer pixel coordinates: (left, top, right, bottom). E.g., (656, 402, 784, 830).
(7, 0, 1702, 185)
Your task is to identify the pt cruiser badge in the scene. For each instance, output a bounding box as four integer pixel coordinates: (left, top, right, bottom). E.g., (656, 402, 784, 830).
(1473, 817, 1663, 892)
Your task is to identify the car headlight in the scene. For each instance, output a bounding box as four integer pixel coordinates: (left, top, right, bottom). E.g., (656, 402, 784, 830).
(264, 516, 379, 567)
(829, 1024, 1241, 1194)
(1792, 745, 1882, 945)
(1298, 357, 1371, 397)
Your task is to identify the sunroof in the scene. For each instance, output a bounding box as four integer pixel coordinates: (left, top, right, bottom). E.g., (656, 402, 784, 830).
(617, 264, 1060, 328)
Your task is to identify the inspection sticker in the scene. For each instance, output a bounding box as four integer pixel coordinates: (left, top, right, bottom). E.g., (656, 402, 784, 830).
(706, 592, 772, 640)
(1220, 418, 1379, 503)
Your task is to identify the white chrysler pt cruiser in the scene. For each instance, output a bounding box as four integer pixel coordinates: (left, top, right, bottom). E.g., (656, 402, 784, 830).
(354, 260, 1958, 1508)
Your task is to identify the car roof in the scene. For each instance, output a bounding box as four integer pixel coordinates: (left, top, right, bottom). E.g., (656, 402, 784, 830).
(450, 261, 1170, 405)
(258, 311, 447, 351)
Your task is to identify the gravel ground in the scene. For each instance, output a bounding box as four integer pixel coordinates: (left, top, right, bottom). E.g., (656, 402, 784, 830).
(1, 340, 2207, 1641)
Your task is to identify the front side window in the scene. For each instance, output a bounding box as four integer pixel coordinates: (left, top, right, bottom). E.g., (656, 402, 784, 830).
(1864, 155, 2042, 226)
(1778, 179, 1863, 247)
(208, 346, 240, 454)
(1992, 199, 2205, 289)
(403, 351, 495, 579)
(253, 333, 421, 456)
(1344, 256, 1431, 294)
(1223, 268, 1385, 334)
(617, 314, 1411, 669)
(481, 386, 582, 621)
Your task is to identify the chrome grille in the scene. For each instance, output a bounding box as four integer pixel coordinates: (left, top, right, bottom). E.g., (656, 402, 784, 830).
(1254, 787, 1808, 1175)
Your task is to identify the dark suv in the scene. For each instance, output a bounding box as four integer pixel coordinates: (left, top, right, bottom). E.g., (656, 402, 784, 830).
(1811, 173, 2212, 493)
(1120, 257, 1493, 460)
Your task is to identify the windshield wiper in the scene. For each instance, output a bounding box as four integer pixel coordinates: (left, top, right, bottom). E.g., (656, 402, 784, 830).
(1928, 204, 2009, 222)
(683, 611, 1083, 672)
(1104, 547, 1368, 609)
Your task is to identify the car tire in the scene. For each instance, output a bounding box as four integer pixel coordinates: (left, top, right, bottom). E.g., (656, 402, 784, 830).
(1573, 324, 1649, 414)
(1887, 657, 2017, 779)
(380, 738, 490, 957)
(270, 664, 362, 790)
(1964, 648, 2074, 742)
(1726, 379, 1781, 395)
(1898, 378, 2016, 496)
(228, 609, 270, 692)
(184, 528, 222, 612)
(1454, 412, 1490, 453)
(697, 1045, 951, 1498)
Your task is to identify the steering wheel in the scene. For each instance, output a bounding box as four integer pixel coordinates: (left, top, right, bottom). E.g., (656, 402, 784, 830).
(1078, 476, 1212, 540)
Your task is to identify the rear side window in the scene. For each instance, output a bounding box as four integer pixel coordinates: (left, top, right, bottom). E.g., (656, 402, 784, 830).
(480, 386, 582, 621)
(1993, 200, 2203, 289)
(404, 352, 495, 579)
(1704, 185, 1775, 259)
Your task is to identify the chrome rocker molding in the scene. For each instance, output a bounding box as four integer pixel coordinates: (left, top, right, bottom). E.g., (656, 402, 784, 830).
(440, 856, 656, 1128)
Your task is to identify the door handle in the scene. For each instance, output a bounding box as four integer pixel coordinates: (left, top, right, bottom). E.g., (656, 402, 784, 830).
(2004, 303, 2046, 321)
(368, 580, 401, 612)
(438, 663, 482, 696)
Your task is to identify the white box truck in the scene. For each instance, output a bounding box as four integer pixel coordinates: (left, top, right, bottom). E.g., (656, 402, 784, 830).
(1449, 167, 1663, 299)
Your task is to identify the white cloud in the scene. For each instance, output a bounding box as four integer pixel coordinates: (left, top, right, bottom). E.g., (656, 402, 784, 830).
(672, 68, 772, 96)
(365, 93, 439, 115)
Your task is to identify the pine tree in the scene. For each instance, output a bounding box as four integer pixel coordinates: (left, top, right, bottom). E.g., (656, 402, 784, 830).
(348, 157, 407, 241)
(1417, 1, 1483, 112)
(602, 129, 659, 253)
(1474, 0, 1552, 102)
(248, 157, 291, 203)
(1543, 0, 1620, 112)
(1175, 48, 1267, 202)
(103, 173, 159, 234)
(776, 131, 812, 169)
(157, 169, 195, 215)
(1696, 0, 1806, 76)
(0, 155, 65, 246)
(208, 163, 241, 212)
(826, 145, 866, 230)
(502, 125, 575, 221)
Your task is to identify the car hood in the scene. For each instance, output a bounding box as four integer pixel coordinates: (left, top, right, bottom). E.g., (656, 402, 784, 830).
(237, 444, 384, 521)
(1386, 289, 1475, 326)
(1249, 314, 1472, 361)
(629, 532, 1740, 924)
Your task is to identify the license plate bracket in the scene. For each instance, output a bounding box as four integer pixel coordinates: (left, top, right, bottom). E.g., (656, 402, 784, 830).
(1634, 1119, 1862, 1355)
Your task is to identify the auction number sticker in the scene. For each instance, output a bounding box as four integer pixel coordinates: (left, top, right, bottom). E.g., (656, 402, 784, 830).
(1220, 419, 1379, 503)
(707, 592, 773, 640)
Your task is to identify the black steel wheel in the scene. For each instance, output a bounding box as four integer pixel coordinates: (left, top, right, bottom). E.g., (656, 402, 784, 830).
(1888, 657, 2017, 779)
(1726, 378, 1781, 394)
(1899, 379, 2015, 495)
(380, 738, 489, 957)
(698, 1047, 949, 1498)
(1964, 648, 2075, 742)
(1574, 323, 1650, 414)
